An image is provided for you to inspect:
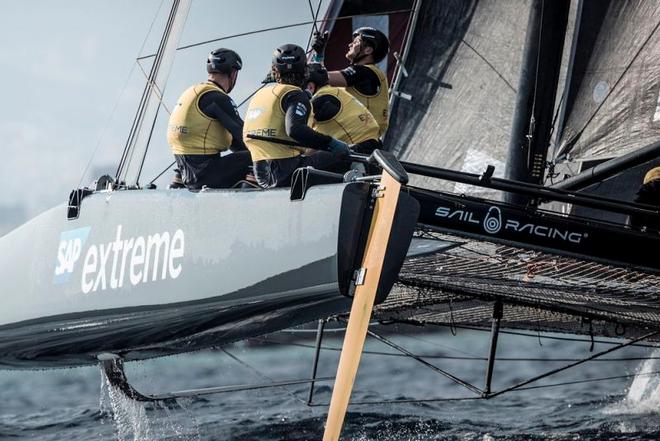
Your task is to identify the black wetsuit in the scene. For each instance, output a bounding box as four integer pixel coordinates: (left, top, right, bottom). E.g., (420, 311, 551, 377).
(340, 64, 381, 95)
(175, 82, 252, 189)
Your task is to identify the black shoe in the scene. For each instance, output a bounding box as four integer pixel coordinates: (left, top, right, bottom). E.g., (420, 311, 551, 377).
(168, 169, 185, 189)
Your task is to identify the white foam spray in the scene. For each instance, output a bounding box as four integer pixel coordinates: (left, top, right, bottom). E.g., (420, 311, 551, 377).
(99, 367, 201, 441)
(604, 348, 660, 417)
(625, 348, 660, 410)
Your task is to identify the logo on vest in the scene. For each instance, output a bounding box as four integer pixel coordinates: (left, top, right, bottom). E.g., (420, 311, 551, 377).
(246, 108, 263, 120)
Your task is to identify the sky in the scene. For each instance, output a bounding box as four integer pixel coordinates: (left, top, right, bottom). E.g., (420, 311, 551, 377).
(0, 0, 329, 232)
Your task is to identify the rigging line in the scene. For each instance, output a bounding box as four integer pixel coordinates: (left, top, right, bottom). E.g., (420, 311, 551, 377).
(133, 2, 184, 187)
(117, 0, 180, 182)
(148, 160, 175, 186)
(304, 0, 323, 52)
(309, 372, 660, 406)
(529, 0, 545, 137)
(136, 9, 413, 60)
(460, 39, 516, 94)
(117, 1, 176, 179)
(363, 327, 484, 396)
(251, 337, 660, 362)
(307, 396, 481, 407)
(136, 58, 173, 115)
(388, 328, 484, 359)
(511, 370, 660, 392)
(487, 330, 660, 399)
(221, 348, 307, 405)
(561, 15, 660, 155)
(77, 63, 138, 190)
(409, 322, 660, 348)
(237, 83, 266, 109)
(77, 0, 167, 189)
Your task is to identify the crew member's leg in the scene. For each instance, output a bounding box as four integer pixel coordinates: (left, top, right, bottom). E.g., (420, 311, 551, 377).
(253, 157, 303, 188)
(299, 151, 345, 174)
(198, 151, 252, 188)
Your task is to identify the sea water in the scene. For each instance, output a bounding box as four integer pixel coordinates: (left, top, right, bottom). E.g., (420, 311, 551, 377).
(2, 327, 660, 440)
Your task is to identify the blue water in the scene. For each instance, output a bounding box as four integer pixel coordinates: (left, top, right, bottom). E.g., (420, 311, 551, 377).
(2, 327, 660, 440)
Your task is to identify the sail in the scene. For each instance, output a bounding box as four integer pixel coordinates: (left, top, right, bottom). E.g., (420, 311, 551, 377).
(555, 0, 660, 162)
(380, 0, 531, 197)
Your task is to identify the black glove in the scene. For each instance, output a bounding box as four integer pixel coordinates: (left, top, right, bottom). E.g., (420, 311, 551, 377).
(311, 31, 329, 55)
(328, 138, 350, 157)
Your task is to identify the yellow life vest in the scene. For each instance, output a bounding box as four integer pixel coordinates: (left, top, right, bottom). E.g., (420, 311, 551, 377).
(344, 64, 389, 137)
(243, 84, 310, 162)
(312, 85, 380, 144)
(167, 82, 233, 155)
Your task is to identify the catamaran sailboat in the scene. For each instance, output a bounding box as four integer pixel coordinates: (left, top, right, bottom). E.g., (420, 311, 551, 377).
(3, 0, 660, 440)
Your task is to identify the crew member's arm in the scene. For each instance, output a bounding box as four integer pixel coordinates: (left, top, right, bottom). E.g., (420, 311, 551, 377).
(282, 90, 348, 155)
(311, 94, 341, 122)
(304, 94, 342, 155)
(198, 91, 247, 152)
(328, 65, 380, 95)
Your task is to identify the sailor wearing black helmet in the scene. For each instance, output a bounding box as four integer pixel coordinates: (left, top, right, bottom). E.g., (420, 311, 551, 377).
(243, 44, 350, 189)
(311, 26, 390, 137)
(306, 62, 381, 156)
(167, 48, 251, 189)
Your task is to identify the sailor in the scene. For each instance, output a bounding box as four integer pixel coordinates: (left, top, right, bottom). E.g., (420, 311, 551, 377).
(311, 27, 390, 137)
(243, 44, 350, 189)
(167, 48, 251, 189)
(306, 62, 381, 156)
(628, 166, 660, 230)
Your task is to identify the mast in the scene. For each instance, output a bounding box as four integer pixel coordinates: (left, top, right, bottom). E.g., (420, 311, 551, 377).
(115, 0, 192, 188)
(504, 0, 570, 205)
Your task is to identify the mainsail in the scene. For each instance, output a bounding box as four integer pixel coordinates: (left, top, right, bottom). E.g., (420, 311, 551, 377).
(385, 0, 530, 197)
(554, 0, 660, 162)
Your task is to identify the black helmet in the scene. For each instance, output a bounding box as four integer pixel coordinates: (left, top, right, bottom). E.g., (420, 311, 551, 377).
(353, 27, 389, 63)
(272, 44, 307, 74)
(307, 62, 328, 88)
(207, 48, 242, 74)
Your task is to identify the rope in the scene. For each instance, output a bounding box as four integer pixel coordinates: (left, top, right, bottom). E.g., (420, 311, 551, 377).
(253, 337, 660, 363)
(308, 369, 660, 405)
(403, 322, 660, 349)
(135, 58, 172, 115)
(78, 0, 167, 190)
(305, 0, 323, 52)
(221, 348, 307, 405)
(148, 160, 176, 186)
(136, 9, 413, 60)
(513, 369, 660, 391)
